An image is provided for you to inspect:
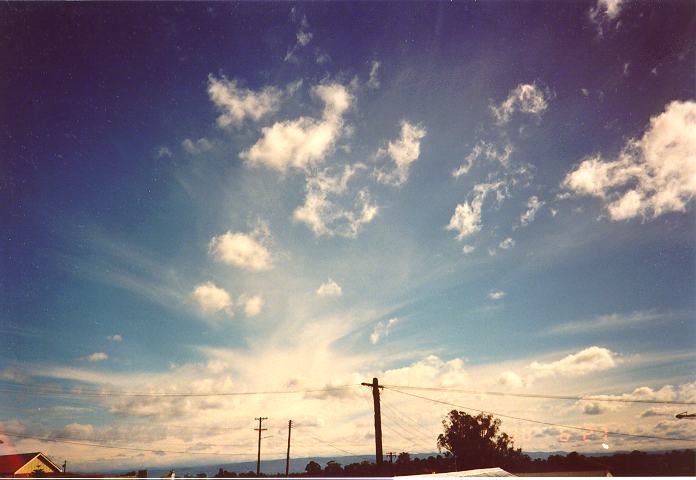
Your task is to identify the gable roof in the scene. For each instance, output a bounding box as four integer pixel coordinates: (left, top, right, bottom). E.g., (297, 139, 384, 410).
(0, 452, 62, 474)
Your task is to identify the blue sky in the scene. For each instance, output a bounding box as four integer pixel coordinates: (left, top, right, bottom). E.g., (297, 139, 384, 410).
(1, 1, 695, 471)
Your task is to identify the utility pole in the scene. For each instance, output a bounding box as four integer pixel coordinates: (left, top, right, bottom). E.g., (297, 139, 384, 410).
(254, 417, 268, 476)
(387, 452, 395, 464)
(361, 377, 383, 467)
(285, 420, 293, 477)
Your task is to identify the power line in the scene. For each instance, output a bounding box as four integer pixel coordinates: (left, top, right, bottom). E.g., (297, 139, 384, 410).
(0, 385, 359, 398)
(381, 384, 696, 406)
(0, 431, 285, 458)
(380, 395, 439, 443)
(384, 386, 696, 444)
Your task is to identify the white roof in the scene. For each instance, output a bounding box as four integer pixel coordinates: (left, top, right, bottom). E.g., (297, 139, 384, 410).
(398, 467, 515, 477)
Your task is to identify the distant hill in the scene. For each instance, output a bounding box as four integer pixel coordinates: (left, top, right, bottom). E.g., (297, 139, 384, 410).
(126, 449, 668, 477)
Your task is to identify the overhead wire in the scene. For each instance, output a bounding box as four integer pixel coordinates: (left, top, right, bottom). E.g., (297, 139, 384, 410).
(0, 384, 359, 398)
(384, 386, 696, 444)
(0, 431, 286, 458)
(381, 384, 696, 406)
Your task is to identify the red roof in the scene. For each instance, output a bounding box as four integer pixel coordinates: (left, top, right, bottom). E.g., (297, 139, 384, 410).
(0, 452, 61, 474)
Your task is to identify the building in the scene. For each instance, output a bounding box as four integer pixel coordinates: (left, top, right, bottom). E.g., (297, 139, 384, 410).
(0, 452, 63, 477)
(399, 467, 515, 477)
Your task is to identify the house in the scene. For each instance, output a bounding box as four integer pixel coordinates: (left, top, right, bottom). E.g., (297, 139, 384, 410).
(0, 452, 63, 476)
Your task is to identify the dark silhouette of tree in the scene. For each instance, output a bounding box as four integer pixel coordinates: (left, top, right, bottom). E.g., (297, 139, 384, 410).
(304, 461, 322, 476)
(323, 461, 343, 476)
(437, 409, 527, 470)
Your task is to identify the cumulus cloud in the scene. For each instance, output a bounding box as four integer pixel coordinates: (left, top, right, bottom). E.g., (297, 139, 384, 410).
(85, 352, 108, 362)
(316, 278, 342, 297)
(562, 100, 696, 221)
(520, 196, 545, 227)
(488, 289, 506, 300)
(462, 245, 475, 255)
(241, 294, 264, 317)
(208, 225, 273, 271)
(491, 83, 549, 125)
(499, 237, 515, 249)
(192, 282, 234, 316)
(181, 137, 214, 155)
(241, 83, 353, 172)
(529, 346, 618, 378)
(107, 334, 123, 342)
(370, 318, 398, 344)
(208, 75, 283, 128)
(589, 0, 625, 36)
(446, 182, 505, 240)
(498, 371, 524, 388)
(453, 141, 513, 178)
(367, 60, 380, 89)
(382, 355, 468, 388)
(374, 120, 427, 186)
(294, 165, 378, 237)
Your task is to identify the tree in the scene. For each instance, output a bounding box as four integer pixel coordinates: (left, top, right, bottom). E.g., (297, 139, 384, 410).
(323, 461, 343, 476)
(437, 410, 527, 470)
(304, 461, 322, 476)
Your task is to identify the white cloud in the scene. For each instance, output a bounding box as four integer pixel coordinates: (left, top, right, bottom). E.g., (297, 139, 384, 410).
(488, 289, 505, 300)
(370, 318, 398, 345)
(374, 120, 427, 186)
(446, 182, 504, 240)
(107, 334, 123, 342)
(529, 346, 618, 378)
(562, 100, 696, 221)
(85, 352, 108, 362)
(453, 141, 513, 178)
(589, 0, 625, 35)
(294, 165, 378, 237)
(181, 137, 214, 155)
(382, 354, 468, 388)
(498, 371, 524, 388)
(499, 237, 515, 249)
(156, 146, 172, 158)
(284, 13, 313, 63)
(316, 279, 342, 297)
(208, 74, 283, 128)
(192, 282, 234, 316)
(461, 245, 475, 255)
(0, 368, 28, 383)
(491, 83, 549, 125)
(208, 227, 273, 271)
(241, 83, 352, 172)
(520, 196, 545, 227)
(296, 30, 312, 47)
(367, 60, 380, 89)
(241, 294, 263, 317)
(315, 52, 331, 64)
(546, 310, 666, 336)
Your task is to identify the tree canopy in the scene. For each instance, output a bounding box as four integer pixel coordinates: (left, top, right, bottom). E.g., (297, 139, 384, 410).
(437, 409, 527, 470)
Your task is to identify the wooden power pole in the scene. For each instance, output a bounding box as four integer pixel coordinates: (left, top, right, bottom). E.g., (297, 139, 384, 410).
(254, 417, 268, 476)
(361, 377, 383, 466)
(285, 420, 293, 477)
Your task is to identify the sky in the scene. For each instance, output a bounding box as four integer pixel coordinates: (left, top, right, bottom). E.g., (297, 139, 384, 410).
(1, 0, 695, 472)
